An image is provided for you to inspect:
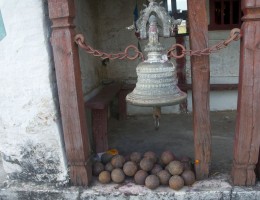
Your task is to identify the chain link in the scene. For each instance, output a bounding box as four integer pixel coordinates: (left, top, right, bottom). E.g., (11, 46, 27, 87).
(167, 28, 241, 59)
(75, 28, 241, 61)
(74, 34, 144, 61)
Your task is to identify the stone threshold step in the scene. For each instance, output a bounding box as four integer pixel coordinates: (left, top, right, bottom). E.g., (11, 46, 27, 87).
(0, 174, 260, 200)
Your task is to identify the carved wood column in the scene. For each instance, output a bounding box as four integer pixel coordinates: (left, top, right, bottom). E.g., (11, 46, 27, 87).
(187, 0, 211, 180)
(232, 0, 260, 186)
(48, 0, 92, 185)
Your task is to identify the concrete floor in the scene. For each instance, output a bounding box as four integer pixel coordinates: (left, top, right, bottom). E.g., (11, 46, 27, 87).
(108, 111, 236, 174)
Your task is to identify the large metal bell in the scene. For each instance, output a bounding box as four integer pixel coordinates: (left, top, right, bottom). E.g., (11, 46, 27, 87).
(126, 14, 187, 107)
(126, 57, 187, 107)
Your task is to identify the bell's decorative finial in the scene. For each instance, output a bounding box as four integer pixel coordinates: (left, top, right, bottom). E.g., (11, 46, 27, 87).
(133, 0, 181, 39)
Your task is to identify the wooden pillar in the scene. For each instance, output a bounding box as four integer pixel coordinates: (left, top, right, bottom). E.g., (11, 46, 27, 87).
(256, 152, 260, 180)
(176, 36, 188, 112)
(187, 0, 211, 180)
(92, 109, 109, 153)
(232, 0, 260, 186)
(48, 0, 92, 185)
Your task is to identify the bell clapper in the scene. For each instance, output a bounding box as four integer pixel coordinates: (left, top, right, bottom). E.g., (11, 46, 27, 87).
(154, 116, 160, 130)
(153, 107, 161, 130)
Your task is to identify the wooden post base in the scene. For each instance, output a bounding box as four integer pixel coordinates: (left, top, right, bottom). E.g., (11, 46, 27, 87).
(69, 162, 92, 186)
(232, 164, 256, 186)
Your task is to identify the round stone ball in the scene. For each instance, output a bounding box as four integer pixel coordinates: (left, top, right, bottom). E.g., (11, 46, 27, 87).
(123, 161, 138, 176)
(165, 164, 170, 172)
(181, 170, 196, 186)
(180, 156, 192, 170)
(168, 161, 184, 175)
(180, 156, 191, 163)
(144, 151, 157, 163)
(151, 164, 163, 175)
(157, 170, 171, 185)
(140, 158, 154, 172)
(98, 171, 111, 184)
(124, 154, 131, 162)
(145, 175, 160, 190)
(134, 170, 148, 185)
(111, 155, 125, 168)
(111, 168, 125, 183)
(160, 150, 175, 165)
(101, 153, 113, 164)
(92, 162, 104, 176)
(182, 162, 192, 171)
(130, 152, 142, 163)
(105, 162, 114, 172)
(169, 175, 184, 190)
(157, 158, 166, 168)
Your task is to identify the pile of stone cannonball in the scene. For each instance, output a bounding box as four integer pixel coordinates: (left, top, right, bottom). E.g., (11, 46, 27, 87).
(92, 150, 196, 190)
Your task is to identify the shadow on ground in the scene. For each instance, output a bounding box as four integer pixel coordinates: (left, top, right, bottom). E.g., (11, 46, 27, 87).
(108, 111, 236, 174)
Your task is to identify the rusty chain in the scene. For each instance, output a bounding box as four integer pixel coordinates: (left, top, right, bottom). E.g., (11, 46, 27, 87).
(75, 28, 241, 61)
(74, 34, 144, 61)
(168, 28, 241, 58)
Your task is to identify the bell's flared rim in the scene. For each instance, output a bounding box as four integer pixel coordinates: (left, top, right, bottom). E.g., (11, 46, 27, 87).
(126, 91, 187, 107)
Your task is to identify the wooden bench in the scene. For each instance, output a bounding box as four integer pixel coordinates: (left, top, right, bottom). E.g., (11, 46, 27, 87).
(117, 83, 239, 119)
(85, 83, 121, 153)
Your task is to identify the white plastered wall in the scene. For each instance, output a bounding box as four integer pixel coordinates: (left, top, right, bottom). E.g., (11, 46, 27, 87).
(0, 0, 67, 183)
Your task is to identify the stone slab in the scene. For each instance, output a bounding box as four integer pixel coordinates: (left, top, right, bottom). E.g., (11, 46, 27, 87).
(0, 174, 260, 200)
(0, 182, 79, 200)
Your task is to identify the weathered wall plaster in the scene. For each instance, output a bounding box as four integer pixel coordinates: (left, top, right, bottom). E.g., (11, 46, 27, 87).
(97, 0, 177, 81)
(186, 31, 240, 84)
(185, 29, 240, 112)
(0, 0, 67, 183)
(75, 0, 101, 97)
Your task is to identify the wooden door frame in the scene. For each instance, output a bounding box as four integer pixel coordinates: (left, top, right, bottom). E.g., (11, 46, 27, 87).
(47, 0, 260, 186)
